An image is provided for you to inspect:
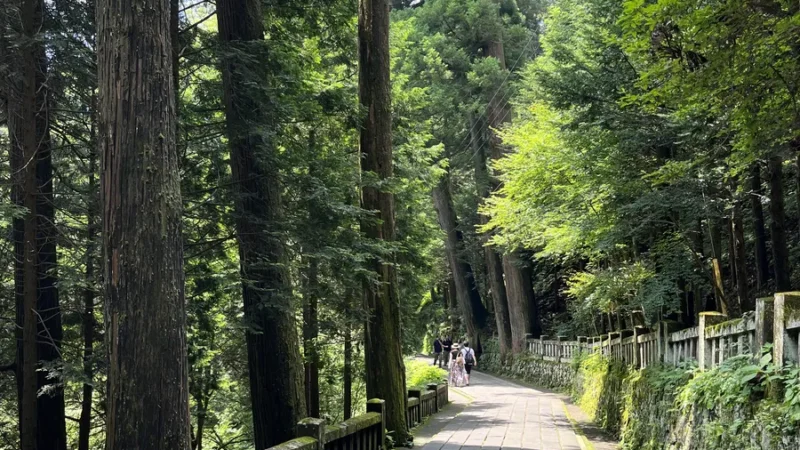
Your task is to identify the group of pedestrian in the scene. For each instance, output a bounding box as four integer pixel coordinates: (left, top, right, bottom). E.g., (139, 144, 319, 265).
(432, 335, 477, 387)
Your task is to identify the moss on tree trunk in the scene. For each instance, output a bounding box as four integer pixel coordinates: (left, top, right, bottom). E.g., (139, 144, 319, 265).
(358, 0, 410, 442)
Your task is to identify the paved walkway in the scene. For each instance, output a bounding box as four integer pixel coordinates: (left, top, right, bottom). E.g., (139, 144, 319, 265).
(411, 370, 611, 450)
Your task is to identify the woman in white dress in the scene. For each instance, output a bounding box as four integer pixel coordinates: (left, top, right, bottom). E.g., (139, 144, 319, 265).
(448, 344, 467, 387)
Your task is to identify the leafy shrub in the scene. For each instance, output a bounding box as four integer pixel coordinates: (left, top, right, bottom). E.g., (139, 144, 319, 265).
(405, 359, 447, 388)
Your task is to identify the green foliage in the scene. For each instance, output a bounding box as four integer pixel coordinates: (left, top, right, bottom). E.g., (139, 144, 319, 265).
(620, 364, 694, 450)
(405, 359, 448, 388)
(571, 353, 628, 434)
(619, 351, 800, 449)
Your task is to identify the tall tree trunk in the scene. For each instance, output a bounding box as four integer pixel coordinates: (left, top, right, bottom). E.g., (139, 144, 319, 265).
(78, 149, 97, 450)
(432, 176, 486, 348)
(343, 321, 352, 420)
(502, 255, 536, 351)
(358, 0, 409, 442)
(97, 0, 191, 445)
(731, 201, 750, 312)
(521, 262, 541, 337)
(767, 155, 792, 291)
(7, 0, 67, 445)
(171, 0, 179, 107)
(193, 388, 208, 450)
(216, 0, 306, 446)
(455, 228, 487, 317)
(750, 164, 770, 293)
(7, 5, 37, 447)
(471, 116, 512, 354)
(303, 259, 321, 418)
(708, 217, 727, 313)
(796, 151, 800, 219)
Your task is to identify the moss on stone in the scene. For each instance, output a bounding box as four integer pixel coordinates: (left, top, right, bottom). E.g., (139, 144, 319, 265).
(270, 437, 318, 450)
(705, 317, 743, 334)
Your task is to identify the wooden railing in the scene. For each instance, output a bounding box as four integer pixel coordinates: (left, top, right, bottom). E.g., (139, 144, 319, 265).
(522, 292, 800, 370)
(270, 399, 386, 450)
(268, 384, 449, 450)
(406, 383, 449, 429)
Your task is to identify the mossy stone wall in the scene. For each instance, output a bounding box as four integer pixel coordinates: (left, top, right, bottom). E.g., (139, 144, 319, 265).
(481, 339, 800, 450)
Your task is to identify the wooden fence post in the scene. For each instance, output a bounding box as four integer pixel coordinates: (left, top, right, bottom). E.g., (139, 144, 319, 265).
(525, 333, 533, 353)
(698, 312, 727, 370)
(632, 327, 645, 368)
(607, 331, 619, 359)
(540, 335, 548, 359)
(577, 336, 587, 355)
(755, 296, 775, 360)
(366, 399, 386, 449)
(557, 336, 567, 362)
(773, 292, 800, 367)
(427, 383, 439, 412)
(657, 321, 678, 364)
(297, 418, 326, 450)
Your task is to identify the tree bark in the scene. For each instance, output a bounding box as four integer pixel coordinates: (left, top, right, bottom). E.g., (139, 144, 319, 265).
(171, 0, 180, 107)
(216, 0, 306, 445)
(796, 151, 800, 221)
(731, 201, 750, 312)
(521, 262, 541, 337)
(502, 255, 536, 351)
(750, 164, 770, 293)
(767, 155, 792, 291)
(358, 0, 410, 442)
(471, 117, 512, 354)
(708, 217, 728, 313)
(432, 176, 487, 349)
(78, 148, 97, 450)
(343, 321, 352, 420)
(303, 259, 321, 418)
(97, 0, 191, 445)
(7, 0, 67, 446)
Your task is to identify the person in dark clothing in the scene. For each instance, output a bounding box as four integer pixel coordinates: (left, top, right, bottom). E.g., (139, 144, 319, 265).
(433, 336, 443, 367)
(442, 336, 453, 365)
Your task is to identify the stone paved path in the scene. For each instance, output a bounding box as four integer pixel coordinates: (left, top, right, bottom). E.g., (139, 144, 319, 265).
(413, 370, 591, 450)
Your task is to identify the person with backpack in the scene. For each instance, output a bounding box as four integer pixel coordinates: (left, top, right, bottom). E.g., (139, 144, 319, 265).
(461, 342, 477, 386)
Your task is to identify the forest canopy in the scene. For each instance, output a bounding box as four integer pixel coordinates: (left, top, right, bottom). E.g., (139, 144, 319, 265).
(3, 0, 800, 448)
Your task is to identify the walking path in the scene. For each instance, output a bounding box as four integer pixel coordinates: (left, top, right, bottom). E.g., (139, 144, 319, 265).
(409, 370, 617, 450)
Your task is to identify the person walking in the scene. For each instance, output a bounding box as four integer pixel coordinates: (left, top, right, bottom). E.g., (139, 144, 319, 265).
(442, 336, 453, 365)
(448, 344, 466, 387)
(432, 336, 443, 367)
(461, 342, 477, 386)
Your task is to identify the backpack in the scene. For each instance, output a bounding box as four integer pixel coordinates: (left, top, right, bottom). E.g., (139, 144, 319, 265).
(464, 348, 475, 365)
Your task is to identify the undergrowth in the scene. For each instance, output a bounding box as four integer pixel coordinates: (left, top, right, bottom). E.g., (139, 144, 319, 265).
(620, 348, 800, 449)
(405, 359, 447, 388)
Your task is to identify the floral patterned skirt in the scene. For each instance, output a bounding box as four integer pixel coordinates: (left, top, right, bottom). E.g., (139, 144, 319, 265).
(449, 361, 467, 387)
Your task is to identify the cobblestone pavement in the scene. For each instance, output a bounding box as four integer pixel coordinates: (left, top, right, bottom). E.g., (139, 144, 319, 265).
(415, 370, 588, 450)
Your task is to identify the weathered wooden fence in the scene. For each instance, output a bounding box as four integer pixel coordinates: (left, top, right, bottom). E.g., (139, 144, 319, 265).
(268, 383, 450, 450)
(523, 292, 800, 370)
(406, 383, 449, 429)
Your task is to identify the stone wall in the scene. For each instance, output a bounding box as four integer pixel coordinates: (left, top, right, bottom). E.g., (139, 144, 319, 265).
(481, 341, 575, 390)
(481, 339, 800, 450)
